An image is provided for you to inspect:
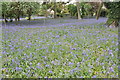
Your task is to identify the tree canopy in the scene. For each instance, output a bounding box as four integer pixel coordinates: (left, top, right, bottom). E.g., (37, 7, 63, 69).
(1, 1, 120, 27)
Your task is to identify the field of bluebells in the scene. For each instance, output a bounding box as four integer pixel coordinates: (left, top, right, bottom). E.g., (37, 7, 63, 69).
(2, 18, 118, 78)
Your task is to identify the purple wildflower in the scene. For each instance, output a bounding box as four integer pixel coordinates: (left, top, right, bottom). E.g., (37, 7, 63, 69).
(49, 71, 53, 73)
(15, 67, 22, 71)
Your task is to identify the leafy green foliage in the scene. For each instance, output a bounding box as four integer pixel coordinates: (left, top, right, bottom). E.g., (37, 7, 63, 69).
(2, 2, 40, 21)
(83, 3, 92, 16)
(67, 4, 77, 17)
(104, 2, 120, 26)
(2, 2, 11, 19)
(105, 2, 120, 20)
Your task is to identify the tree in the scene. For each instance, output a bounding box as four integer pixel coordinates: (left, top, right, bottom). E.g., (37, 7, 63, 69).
(88, 2, 100, 16)
(96, 2, 103, 20)
(84, 3, 93, 17)
(67, 4, 77, 17)
(0, 2, 2, 19)
(2, 2, 11, 22)
(24, 2, 40, 20)
(10, 2, 21, 21)
(76, 2, 82, 19)
(96, 1, 120, 27)
(54, 2, 57, 18)
(2, 2, 40, 22)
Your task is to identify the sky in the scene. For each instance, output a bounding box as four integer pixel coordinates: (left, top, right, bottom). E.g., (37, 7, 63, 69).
(1, 0, 119, 2)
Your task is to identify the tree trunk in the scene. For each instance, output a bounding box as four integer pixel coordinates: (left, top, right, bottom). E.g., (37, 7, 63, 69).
(17, 10, 20, 21)
(96, 2, 103, 20)
(54, 2, 57, 18)
(28, 14, 31, 20)
(15, 17, 17, 21)
(5, 18, 8, 23)
(17, 16, 20, 21)
(28, 8, 32, 20)
(107, 19, 119, 28)
(10, 17, 13, 22)
(76, 2, 82, 19)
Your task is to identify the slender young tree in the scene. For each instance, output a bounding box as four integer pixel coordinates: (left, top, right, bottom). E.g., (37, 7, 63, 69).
(54, 1, 57, 18)
(96, 1, 103, 20)
(76, 2, 82, 19)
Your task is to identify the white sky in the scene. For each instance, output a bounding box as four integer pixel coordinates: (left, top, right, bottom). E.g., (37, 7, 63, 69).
(1, 0, 119, 2)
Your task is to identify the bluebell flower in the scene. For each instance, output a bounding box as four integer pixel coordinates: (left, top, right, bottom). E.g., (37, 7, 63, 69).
(109, 67, 114, 72)
(45, 65, 50, 67)
(56, 35, 60, 38)
(79, 76, 83, 78)
(92, 75, 97, 78)
(71, 48, 76, 50)
(28, 43, 32, 45)
(108, 50, 114, 57)
(52, 50, 54, 53)
(12, 59, 15, 62)
(49, 71, 53, 73)
(101, 63, 104, 65)
(15, 67, 22, 71)
(51, 61, 54, 64)
(36, 66, 41, 69)
(69, 69, 75, 74)
(37, 63, 41, 65)
(29, 62, 32, 65)
(68, 62, 74, 66)
(82, 52, 86, 55)
(118, 66, 120, 70)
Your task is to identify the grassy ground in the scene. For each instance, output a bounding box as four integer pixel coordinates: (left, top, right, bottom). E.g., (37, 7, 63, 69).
(2, 18, 118, 78)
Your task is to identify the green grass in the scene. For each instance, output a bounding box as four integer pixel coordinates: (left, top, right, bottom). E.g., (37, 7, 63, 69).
(2, 23, 118, 78)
